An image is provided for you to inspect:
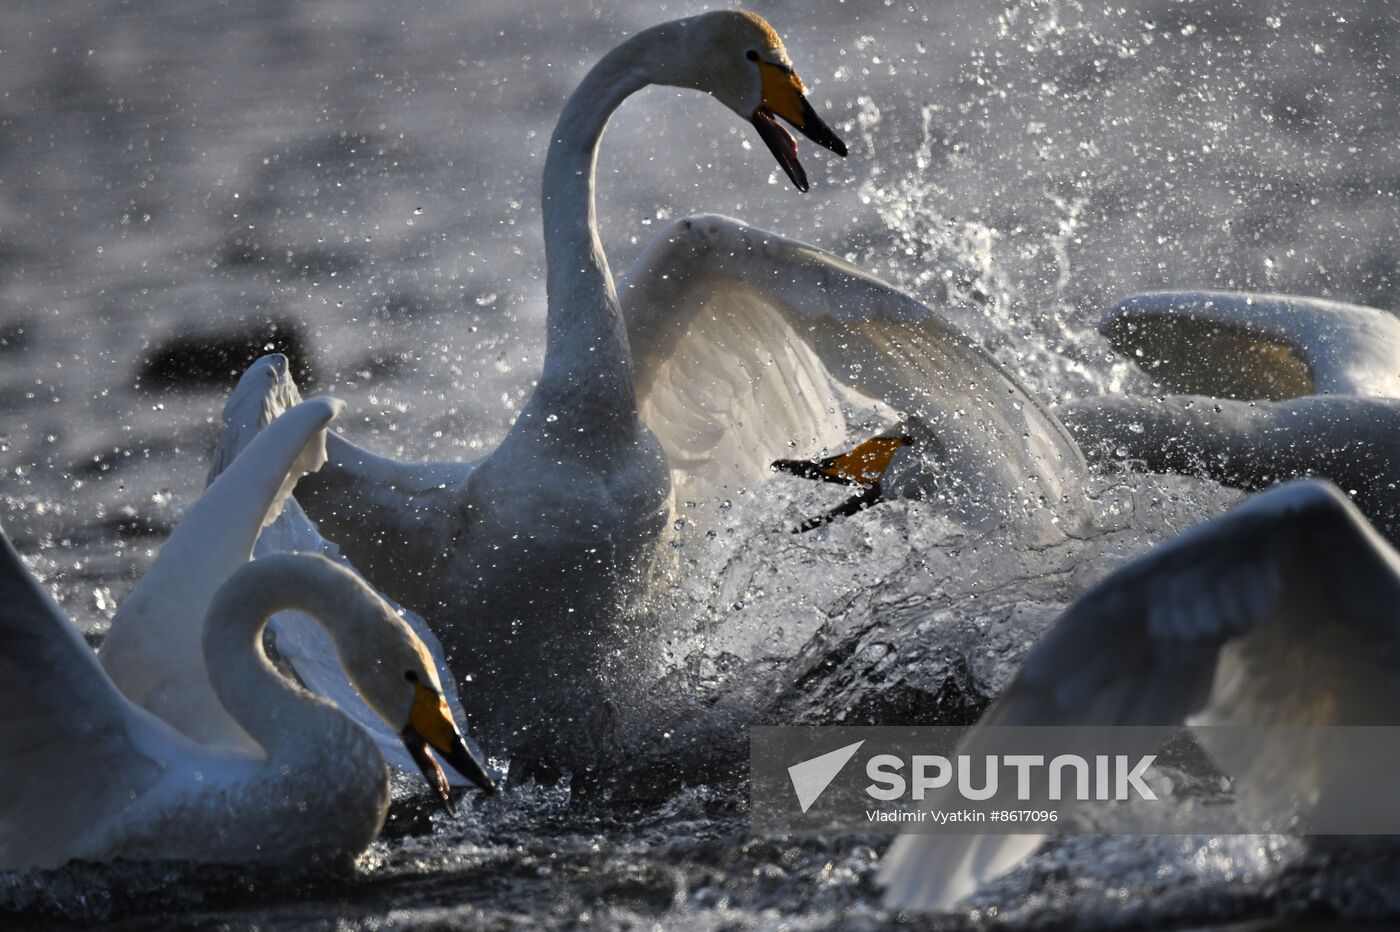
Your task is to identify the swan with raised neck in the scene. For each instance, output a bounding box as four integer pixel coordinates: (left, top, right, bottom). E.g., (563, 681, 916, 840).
(519, 10, 847, 454)
(290, 11, 848, 774)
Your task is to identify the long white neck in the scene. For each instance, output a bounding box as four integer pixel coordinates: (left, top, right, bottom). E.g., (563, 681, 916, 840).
(528, 22, 694, 449)
(202, 555, 382, 770)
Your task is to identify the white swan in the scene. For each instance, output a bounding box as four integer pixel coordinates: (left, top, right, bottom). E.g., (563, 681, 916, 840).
(284, 13, 846, 767)
(259, 12, 1089, 768)
(1064, 290, 1400, 539)
(202, 355, 480, 784)
(878, 478, 1400, 911)
(97, 389, 341, 751)
(1099, 290, 1400, 398)
(0, 447, 494, 871)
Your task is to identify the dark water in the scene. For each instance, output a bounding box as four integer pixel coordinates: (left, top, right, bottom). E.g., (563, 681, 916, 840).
(3, 0, 1400, 927)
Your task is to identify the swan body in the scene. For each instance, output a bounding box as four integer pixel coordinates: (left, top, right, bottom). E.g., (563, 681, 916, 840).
(0, 443, 491, 870)
(294, 12, 852, 766)
(1066, 290, 1400, 538)
(879, 479, 1400, 911)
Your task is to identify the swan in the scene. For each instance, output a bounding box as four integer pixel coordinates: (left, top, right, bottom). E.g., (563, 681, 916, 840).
(99, 377, 485, 785)
(97, 384, 342, 752)
(1097, 290, 1400, 398)
(292, 12, 847, 767)
(1063, 290, 1400, 540)
(878, 478, 1400, 911)
(0, 451, 493, 871)
(264, 12, 1090, 767)
(201, 355, 482, 784)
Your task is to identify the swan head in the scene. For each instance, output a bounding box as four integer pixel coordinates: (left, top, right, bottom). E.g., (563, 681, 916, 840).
(670, 11, 846, 192)
(338, 599, 498, 806)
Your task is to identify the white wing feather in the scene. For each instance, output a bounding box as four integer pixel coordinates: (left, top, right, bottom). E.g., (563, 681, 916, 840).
(1101, 291, 1400, 398)
(0, 527, 184, 870)
(208, 356, 473, 783)
(99, 384, 344, 750)
(620, 215, 1090, 535)
(879, 479, 1400, 911)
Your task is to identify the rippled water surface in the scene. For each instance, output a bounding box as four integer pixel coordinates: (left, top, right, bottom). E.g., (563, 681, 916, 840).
(3, 0, 1400, 927)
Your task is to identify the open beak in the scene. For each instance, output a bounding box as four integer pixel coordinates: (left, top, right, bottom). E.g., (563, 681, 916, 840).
(752, 60, 847, 192)
(402, 682, 496, 814)
(772, 434, 911, 533)
(772, 435, 911, 487)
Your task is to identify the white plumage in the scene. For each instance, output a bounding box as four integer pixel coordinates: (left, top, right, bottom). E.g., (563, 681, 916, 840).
(0, 395, 490, 871)
(880, 479, 1400, 911)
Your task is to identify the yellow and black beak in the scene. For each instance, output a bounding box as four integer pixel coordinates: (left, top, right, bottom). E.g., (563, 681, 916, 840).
(752, 60, 847, 192)
(402, 681, 496, 813)
(772, 435, 911, 488)
(772, 434, 911, 533)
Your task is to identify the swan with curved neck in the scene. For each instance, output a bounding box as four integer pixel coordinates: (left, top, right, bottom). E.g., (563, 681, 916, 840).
(0, 542, 493, 871)
(245, 12, 1092, 777)
(294, 11, 848, 768)
(196, 553, 494, 857)
(0, 395, 494, 870)
(527, 11, 846, 446)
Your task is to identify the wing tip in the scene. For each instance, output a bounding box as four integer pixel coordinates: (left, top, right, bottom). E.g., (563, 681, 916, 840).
(300, 395, 346, 427)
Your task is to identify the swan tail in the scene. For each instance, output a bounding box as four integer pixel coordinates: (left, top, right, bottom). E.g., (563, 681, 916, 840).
(1102, 291, 1400, 398)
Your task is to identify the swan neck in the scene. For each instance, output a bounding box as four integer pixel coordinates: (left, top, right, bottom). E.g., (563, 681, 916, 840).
(536, 30, 665, 420)
(202, 556, 375, 765)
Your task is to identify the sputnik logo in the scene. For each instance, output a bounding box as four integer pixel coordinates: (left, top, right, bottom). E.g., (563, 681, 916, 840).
(787, 740, 865, 813)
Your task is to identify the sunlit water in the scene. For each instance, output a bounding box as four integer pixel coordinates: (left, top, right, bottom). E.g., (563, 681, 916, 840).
(3, 0, 1400, 927)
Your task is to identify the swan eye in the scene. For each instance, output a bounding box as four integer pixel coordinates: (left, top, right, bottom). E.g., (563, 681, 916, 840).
(404, 670, 418, 683)
(746, 49, 759, 62)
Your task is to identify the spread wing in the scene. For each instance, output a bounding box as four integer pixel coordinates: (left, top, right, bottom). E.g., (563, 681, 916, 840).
(99, 379, 345, 750)
(618, 215, 1090, 535)
(1101, 291, 1400, 399)
(207, 357, 474, 783)
(0, 526, 176, 870)
(879, 479, 1400, 911)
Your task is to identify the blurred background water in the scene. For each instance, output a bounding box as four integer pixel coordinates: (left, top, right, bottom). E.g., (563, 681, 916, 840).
(2, 0, 1399, 927)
